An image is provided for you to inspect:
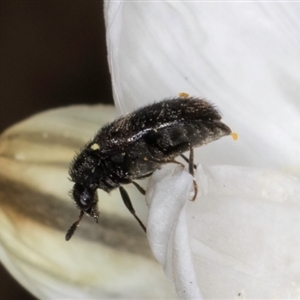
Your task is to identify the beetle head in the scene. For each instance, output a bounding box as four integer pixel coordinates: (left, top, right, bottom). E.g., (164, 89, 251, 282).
(65, 183, 99, 241)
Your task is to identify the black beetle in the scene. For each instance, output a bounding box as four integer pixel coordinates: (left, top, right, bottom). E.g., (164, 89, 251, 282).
(66, 96, 232, 240)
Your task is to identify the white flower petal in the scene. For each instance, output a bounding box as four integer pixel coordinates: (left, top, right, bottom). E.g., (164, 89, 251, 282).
(105, 2, 300, 171)
(148, 164, 300, 299)
(106, 2, 300, 299)
(146, 164, 202, 299)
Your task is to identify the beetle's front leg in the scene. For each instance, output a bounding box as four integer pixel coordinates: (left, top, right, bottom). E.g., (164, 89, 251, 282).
(119, 186, 147, 232)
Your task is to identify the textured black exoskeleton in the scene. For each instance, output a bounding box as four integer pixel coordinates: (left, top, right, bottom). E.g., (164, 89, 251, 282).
(66, 97, 232, 240)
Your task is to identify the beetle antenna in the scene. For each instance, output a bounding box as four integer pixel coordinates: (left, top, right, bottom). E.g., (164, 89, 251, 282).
(65, 210, 84, 241)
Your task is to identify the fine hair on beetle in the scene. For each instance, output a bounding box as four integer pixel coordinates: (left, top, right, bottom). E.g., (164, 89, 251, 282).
(66, 96, 232, 240)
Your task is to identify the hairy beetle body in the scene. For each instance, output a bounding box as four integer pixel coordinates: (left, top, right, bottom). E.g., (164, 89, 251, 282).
(66, 97, 231, 240)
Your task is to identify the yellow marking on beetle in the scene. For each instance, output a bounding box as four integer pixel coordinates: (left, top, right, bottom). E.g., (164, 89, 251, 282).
(231, 132, 238, 141)
(90, 143, 100, 150)
(178, 92, 189, 99)
(144, 157, 148, 161)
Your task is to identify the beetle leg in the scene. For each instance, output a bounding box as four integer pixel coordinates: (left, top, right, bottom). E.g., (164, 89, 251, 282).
(119, 186, 147, 232)
(145, 153, 184, 166)
(132, 181, 146, 195)
(188, 146, 198, 201)
(180, 154, 197, 170)
(169, 159, 185, 168)
(188, 146, 194, 176)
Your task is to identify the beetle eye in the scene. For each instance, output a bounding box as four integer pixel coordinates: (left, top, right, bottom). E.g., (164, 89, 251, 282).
(72, 183, 93, 209)
(80, 190, 90, 206)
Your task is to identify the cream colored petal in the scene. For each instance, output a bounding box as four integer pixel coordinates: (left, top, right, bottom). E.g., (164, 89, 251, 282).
(0, 105, 176, 299)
